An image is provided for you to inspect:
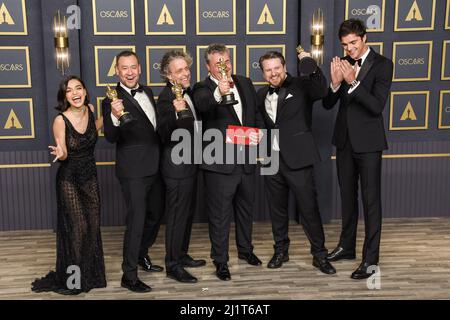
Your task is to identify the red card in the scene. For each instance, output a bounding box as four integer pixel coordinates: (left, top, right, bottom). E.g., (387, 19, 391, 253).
(226, 125, 260, 145)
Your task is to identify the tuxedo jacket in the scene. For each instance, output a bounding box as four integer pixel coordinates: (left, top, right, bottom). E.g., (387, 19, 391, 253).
(102, 83, 161, 178)
(156, 84, 200, 180)
(193, 75, 265, 175)
(322, 49, 393, 152)
(257, 70, 328, 170)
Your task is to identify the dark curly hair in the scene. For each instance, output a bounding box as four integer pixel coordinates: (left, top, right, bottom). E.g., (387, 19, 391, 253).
(55, 75, 90, 112)
(159, 50, 193, 83)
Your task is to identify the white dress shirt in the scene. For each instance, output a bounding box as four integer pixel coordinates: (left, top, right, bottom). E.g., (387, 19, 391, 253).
(210, 75, 243, 124)
(111, 83, 157, 129)
(331, 47, 371, 94)
(265, 89, 280, 151)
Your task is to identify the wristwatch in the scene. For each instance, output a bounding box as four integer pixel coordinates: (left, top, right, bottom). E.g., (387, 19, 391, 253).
(350, 79, 359, 87)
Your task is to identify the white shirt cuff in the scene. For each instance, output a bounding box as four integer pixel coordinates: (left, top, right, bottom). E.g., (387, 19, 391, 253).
(111, 113, 120, 127)
(330, 82, 341, 93)
(347, 81, 360, 94)
(213, 87, 222, 103)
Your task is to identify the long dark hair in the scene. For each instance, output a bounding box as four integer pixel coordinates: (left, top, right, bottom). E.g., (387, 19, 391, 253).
(55, 75, 90, 112)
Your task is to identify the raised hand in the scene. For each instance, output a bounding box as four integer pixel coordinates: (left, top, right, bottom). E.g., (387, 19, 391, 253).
(298, 51, 311, 60)
(249, 130, 263, 145)
(173, 98, 187, 112)
(218, 76, 231, 96)
(49, 137, 64, 162)
(339, 59, 357, 85)
(110, 98, 125, 119)
(330, 56, 344, 89)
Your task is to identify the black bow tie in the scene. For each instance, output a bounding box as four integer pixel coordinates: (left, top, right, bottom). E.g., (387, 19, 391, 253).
(183, 87, 192, 96)
(348, 58, 362, 67)
(131, 85, 144, 97)
(268, 86, 280, 95)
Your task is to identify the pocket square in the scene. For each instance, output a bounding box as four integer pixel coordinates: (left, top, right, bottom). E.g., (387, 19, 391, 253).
(286, 93, 293, 99)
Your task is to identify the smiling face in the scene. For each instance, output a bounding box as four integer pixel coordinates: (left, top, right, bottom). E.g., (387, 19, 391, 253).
(340, 33, 368, 60)
(167, 57, 191, 89)
(260, 57, 287, 88)
(66, 79, 86, 109)
(115, 54, 141, 89)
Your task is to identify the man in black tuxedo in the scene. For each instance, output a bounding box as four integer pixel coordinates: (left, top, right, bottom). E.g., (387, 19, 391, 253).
(256, 51, 335, 275)
(156, 50, 206, 283)
(323, 19, 393, 279)
(102, 51, 164, 292)
(193, 43, 264, 281)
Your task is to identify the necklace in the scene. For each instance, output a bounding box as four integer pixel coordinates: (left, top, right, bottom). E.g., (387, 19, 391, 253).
(70, 105, 86, 114)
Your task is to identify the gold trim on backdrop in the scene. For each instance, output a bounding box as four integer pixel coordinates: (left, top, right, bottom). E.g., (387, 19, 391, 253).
(367, 42, 384, 56)
(0, 162, 114, 169)
(0, 46, 31, 88)
(246, 0, 286, 35)
(196, 0, 236, 35)
(146, 46, 186, 86)
(0, 163, 51, 169)
(0, 98, 34, 139)
(438, 90, 450, 129)
(345, 0, 385, 32)
(196, 45, 236, 82)
(92, 0, 135, 35)
(446, 0, 450, 29)
(442, 40, 450, 81)
(94, 46, 136, 87)
(331, 153, 450, 160)
(389, 91, 429, 131)
(246, 45, 285, 85)
(96, 162, 115, 166)
(392, 41, 433, 82)
(96, 97, 105, 136)
(0, 0, 27, 35)
(145, 0, 186, 35)
(394, 0, 436, 31)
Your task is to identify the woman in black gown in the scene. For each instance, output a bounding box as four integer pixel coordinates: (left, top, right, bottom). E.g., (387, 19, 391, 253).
(31, 76, 106, 295)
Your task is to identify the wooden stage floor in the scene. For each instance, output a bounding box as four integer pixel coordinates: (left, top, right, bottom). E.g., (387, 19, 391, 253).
(1, 218, 449, 300)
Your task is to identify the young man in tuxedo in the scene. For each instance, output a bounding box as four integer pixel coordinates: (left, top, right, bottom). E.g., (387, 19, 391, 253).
(156, 50, 206, 283)
(193, 43, 264, 281)
(102, 51, 165, 292)
(323, 19, 393, 279)
(256, 51, 335, 275)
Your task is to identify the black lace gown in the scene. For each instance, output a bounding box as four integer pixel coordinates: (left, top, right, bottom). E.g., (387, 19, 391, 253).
(32, 110, 106, 295)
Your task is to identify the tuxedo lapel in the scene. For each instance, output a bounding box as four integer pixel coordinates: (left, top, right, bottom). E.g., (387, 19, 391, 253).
(275, 74, 293, 120)
(143, 86, 157, 109)
(276, 87, 288, 116)
(259, 86, 275, 126)
(356, 49, 376, 83)
(232, 75, 246, 125)
(116, 84, 149, 121)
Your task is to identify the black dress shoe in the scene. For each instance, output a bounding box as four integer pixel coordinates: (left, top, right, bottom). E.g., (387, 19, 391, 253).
(213, 261, 231, 281)
(180, 255, 207, 268)
(138, 255, 164, 272)
(238, 252, 262, 266)
(312, 257, 336, 275)
(267, 251, 289, 269)
(121, 276, 152, 293)
(326, 246, 356, 262)
(167, 266, 198, 283)
(351, 262, 378, 280)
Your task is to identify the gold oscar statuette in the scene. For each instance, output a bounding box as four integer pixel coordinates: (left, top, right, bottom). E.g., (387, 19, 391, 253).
(171, 81, 194, 121)
(217, 58, 238, 106)
(106, 85, 135, 127)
